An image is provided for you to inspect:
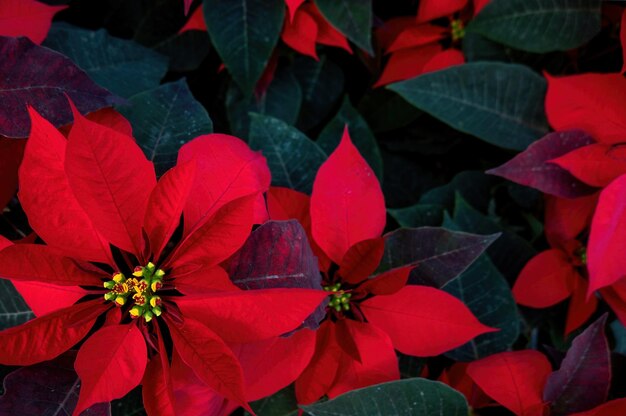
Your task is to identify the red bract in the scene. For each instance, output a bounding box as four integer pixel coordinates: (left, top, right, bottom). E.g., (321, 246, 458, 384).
(0, 0, 66, 44)
(264, 128, 494, 404)
(373, 0, 489, 87)
(0, 137, 25, 210)
(0, 104, 328, 415)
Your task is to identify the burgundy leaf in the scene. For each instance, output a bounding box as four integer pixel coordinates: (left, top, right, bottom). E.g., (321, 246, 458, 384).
(0, 36, 122, 138)
(543, 314, 611, 415)
(378, 227, 499, 287)
(229, 220, 326, 330)
(487, 130, 596, 198)
(0, 351, 110, 416)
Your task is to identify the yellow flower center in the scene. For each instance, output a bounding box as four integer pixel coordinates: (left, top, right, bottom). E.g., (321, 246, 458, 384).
(103, 262, 164, 322)
(451, 19, 465, 41)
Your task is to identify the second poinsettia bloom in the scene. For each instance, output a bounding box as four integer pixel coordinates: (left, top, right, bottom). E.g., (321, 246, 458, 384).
(265, 128, 495, 403)
(0, 104, 328, 415)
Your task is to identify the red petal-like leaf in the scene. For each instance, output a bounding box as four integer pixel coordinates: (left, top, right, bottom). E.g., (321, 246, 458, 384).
(545, 73, 626, 144)
(339, 237, 385, 284)
(295, 321, 343, 404)
(0, 244, 107, 286)
(622, 9, 626, 74)
(230, 329, 316, 401)
(421, 48, 465, 73)
(552, 143, 626, 188)
(168, 195, 255, 269)
(12, 281, 87, 317)
(360, 285, 494, 356)
(303, 4, 351, 52)
(311, 128, 386, 264)
(183, 0, 192, 14)
(572, 398, 626, 416)
(373, 43, 442, 87)
(487, 130, 596, 198)
(167, 317, 251, 412)
(142, 325, 176, 416)
(544, 314, 610, 415)
(229, 220, 326, 329)
(356, 266, 412, 296)
(512, 249, 577, 308)
(173, 266, 239, 294)
(545, 194, 597, 249)
(177, 134, 270, 235)
(145, 159, 196, 261)
(0, 300, 107, 366)
(440, 363, 492, 409)
(84, 107, 133, 137)
(587, 174, 626, 293)
(282, 9, 319, 59)
(176, 289, 328, 343)
(286, 0, 305, 21)
(417, 0, 468, 22)
(327, 320, 399, 398)
(66, 104, 156, 257)
(19, 107, 111, 263)
(565, 276, 597, 335)
(0, 137, 24, 209)
(0, 37, 122, 138)
(467, 350, 551, 416)
(73, 324, 147, 416)
(179, 5, 207, 33)
(386, 24, 446, 53)
(0, 0, 66, 44)
(0, 351, 110, 416)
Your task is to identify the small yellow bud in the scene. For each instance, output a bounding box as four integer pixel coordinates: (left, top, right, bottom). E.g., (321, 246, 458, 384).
(104, 292, 115, 301)
(129, 306, 142, 318)
(146, 262, 156, 272)
(115, 296, 126, 306)
(132, 267, 144, 277)
(104, 281, 116, 289)
(112, 273, 124, 282)
(150, 296, 161, 308)
(144, 311, 154, 322)
(154, 269, 165, 278)
(152, 306, 162, 316)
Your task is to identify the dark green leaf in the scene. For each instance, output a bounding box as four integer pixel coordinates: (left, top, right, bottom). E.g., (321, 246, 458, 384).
(420, 171, 497, 213)
(227, 66, 302, 138)
(111, 387, 146, 416)
(248, 114, 326, 193)
(0, 279, 33, 330)
(44, 24, 168, 98)
(301, 378, 468, 416)
(443, 255, 520, 361)
(294, 56, 344, 131)
(388, 204, 444, 228)
(611, 320, 626, 356)
(119, 79, 213, 176)
(203, 0, 284, 94)
(388, 62, 548, 150)
(467, 0, 602, 53)
(358, 89, 422, 133)
(317, 97, 383, 180)
(153, 30, 212, 72)
(315, 0, 373, 55)
(249, 386, 298, 416)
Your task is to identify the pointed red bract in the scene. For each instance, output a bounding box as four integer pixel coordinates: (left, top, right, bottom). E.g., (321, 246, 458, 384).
(303, 4, 351, 52)
(587, 174, 626, 293)
(20, 107, 111, 263)
(512, 249, 577, 308)
(545, 73, 626, 144)
(386, 24, 446, 53)
(176, 289, 328, 343)
(282, 9, 319, 59)
(168, 195, 255, 269)
(179, 5, 207, 33)
(177, 134, 270, 235)
(311, 128, 386, 264)
(65, 105, 156, 257)
(183, 0, 192, 15)
(565, 276, 597, 335)
(0, 138, 24, 210)
(374, 43, 442, 87)
(360, 285, 494, 356)
(84, 107, 133, 137)
(327, 320, 399, 398)
(417, 0, 467, 22)
(339, 237, 385, 284)
(622, 9, 626, 74)
(286, 0, 305, 21)
(0, 0, 66, 44)
(357, 266, 412, 296)
(144, 160, 197, 261)
(0, 300, 107, 366)
(173, 266, 239, 294)
(467, 350, 552, 416)
(552, 143, 626, 187)
(0, 244, 107, 286)
(73, 324, 147, 416)
(421, 48, 465, 73)
(572, 398, 626, 416)
(545, 194, 597, 248)
(296, 321, 343, 404)
(142, 325, 176, 416)
(11, 281, 87, 317)
(167, 317, 251, 412)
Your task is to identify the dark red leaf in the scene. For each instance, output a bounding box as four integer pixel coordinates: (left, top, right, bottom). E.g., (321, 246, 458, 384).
(544, 194, 597, 248)
(338, 237, 385, 284)
(0, 137, 24, 209)
(229, 220, 326, 330)
(356, 266, 412, 296)
(467, 350, 551, 416)
(360, 285, 495, 356)
(379, 227, 498, 287)
(310, 128, 386, 265)
(74, 324, 147, 416)
(66, 103, 156, 257)
(572, 398, 626, 416)
(0, 351, 110, 416)
(487, 130, 596, 198)
(544, 314, 611, 415)
(417, 0, 467, 22)
(0, 300, 107, 366)
(0, 37, 122, 138)
(565, 276, 597, 335)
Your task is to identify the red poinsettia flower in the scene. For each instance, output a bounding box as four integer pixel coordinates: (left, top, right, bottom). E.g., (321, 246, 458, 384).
(0, 0, 66, 44)
(0, 104, 328, 415)
(260, 128, 494, 404)
(373, 0, 489, 87)
(512, 194, 599, 335)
